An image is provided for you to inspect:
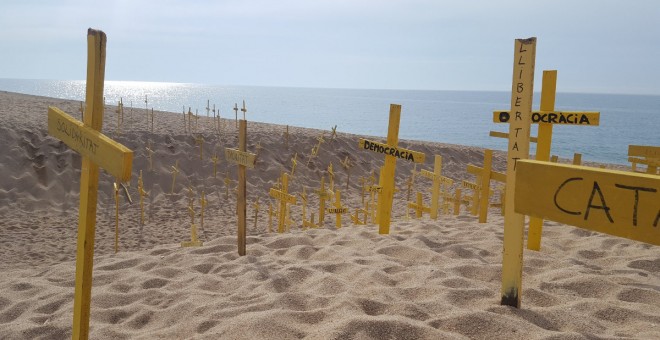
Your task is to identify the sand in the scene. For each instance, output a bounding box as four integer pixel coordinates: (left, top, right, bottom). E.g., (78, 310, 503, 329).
(0, 90, 657, 339)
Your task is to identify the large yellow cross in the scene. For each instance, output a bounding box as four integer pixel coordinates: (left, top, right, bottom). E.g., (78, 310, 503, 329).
(358, 104, 425, 234)
(47, 29, 133, 340)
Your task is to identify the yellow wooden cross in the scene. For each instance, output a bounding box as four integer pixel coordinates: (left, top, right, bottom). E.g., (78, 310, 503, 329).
(500, 37, 536, 309)
(138, 170, 149, 226)
(515, 160, 659, 245)
(233, 103, 239, 128)
(187, 107, 193, 133)
(358, 104, 426, 234)
(211, 150, 220, 178)
(46, 29, 133, 340)
(291, 152, 298, 176)
(241, 100, 247, 120)
(328, 162, 335, 192)
(206, 99, 211, 117)
(466, 150, 503, 223)
(315, 176, 330, 226)
(493, 71, 600, 252)
(145, 141, 154, 172)
(405, 163, 418, 202)
(200, 190, 208, 233)
(115, 97, 123, 135)
(407, 192, 431, 218)
(340, 156, 352, 189)
(269, 172, 296, 233)
(328, 190, 348, 228)
(351, 208, 368, 225)
(419, 155, 453, 219)
(113, 182, 120, 254)
(170, 160, 179, 194)
(195, 135, 204, 160)
(150, 108, 154, 133)
(253, 197, 260, 231)
(224, 170, 232, 199)
(299, 187, 311, 228)
(629, 145, 660, 174)
(182, 187, 203, 247)
(225, 119, 257, 255)
(330, 125, 337, 140)
(267, 202, 274, 233)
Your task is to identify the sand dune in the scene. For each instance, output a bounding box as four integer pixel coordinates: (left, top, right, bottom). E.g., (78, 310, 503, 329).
(0, 91, 657, 339)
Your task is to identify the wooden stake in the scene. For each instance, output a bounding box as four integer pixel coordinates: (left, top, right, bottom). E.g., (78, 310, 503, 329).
(501, 37, 536, 308)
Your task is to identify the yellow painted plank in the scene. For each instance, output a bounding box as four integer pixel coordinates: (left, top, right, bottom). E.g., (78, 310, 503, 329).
(489, 130, 538, 143)
(269, 188, 296, 204)
(467, 164, 506, 183)
(328, 208, 348, 214)
(515, 160, 659, 245)
(628, 145, 660, 159)
(493, 110, 599, 126)
(528, 70, 557, 251)
(501, 37, 536, 309)
(225, 148, 256, 168)
(359, 138, 425, 164)
(628, 156, 660, 167)
(48, 107, 133, 182)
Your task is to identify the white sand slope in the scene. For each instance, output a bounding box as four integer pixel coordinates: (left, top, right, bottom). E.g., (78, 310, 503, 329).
(0, 91, 657, 339)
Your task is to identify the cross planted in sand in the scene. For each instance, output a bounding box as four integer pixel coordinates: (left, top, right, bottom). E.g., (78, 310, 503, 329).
(47, 29, 133, 340)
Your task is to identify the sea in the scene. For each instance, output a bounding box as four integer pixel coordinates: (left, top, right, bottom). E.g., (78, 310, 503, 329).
(1, 78, 658, 165)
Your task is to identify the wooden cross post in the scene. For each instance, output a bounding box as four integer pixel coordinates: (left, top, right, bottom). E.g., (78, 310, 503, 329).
(299, 187, 310, 228)
(340, 156, 352, 189)
(211, 150, 220, 178)
(206, 100, 211, 117)
(628, 145, 660, 174)
(267, 202, 273, 233)
(150, 108, 154, 133)
(182, 106, 187, 133)
(170, 160, 179, 194)
(200, 191, 207, 232)
(328, 162, 335, 192)
(47, 29, 133, 340)
(253, 198, 260, 231)
(572, 152, 582, 165)
(195, 135, 204, 160)
(224, 170, 232, 199)
(328, 190, 348, 228)
(291, 152, 298, 176)
(115, 98, 123, 134)
(420, 155, 453, 219)
(138, 170, 149, 225)
(359, 104, 426, 234)
(330, 125, 337, 141)
(500, 37, 536, 309)
(113, 182, 120, 253)
(182, 188, 203, 247)
(492, 70, 600, 251)
(466, 150, 504, 223)
(241, 100, 247, 120)
(225, 119, 257, 256)
(145, 141, 154, 172)
(269, 173, 296, 233)
(405, 164, 417, 202)
(408, 192, 431, 218)
(315, 176, 330, 226)
(233, 103, 239, 128)
(187, 107, 193, 133)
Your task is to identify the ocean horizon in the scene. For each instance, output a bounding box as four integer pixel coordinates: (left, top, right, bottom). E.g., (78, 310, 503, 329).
(1, 78, 658, 165)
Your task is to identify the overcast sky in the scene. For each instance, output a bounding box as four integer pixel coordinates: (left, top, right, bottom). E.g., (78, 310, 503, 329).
(1, 0, 658, 94)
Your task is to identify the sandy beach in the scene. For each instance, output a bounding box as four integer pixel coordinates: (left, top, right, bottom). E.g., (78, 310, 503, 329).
(0, 90, 657, 339)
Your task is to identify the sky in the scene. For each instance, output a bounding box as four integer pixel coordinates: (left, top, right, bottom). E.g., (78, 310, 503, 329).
(1, 0, 659, 95)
